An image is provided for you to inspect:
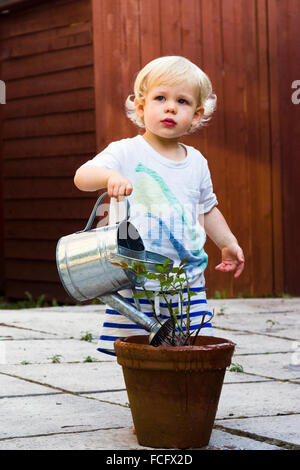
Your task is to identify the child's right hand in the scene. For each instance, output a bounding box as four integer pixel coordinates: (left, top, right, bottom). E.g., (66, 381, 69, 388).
(107, 172, 133, 200)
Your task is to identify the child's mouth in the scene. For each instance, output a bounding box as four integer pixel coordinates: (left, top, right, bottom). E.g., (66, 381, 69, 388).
(161, 119, 176, 127)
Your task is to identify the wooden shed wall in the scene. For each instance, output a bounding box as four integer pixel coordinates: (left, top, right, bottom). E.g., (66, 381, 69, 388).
(0, 0, 299, 302)
(269, 0, 300, 296)
(0, 0, 97, 301)
(92, 0, 300, 298)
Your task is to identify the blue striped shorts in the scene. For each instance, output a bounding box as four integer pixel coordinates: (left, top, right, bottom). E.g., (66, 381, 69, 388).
(96, 286, 213, 356)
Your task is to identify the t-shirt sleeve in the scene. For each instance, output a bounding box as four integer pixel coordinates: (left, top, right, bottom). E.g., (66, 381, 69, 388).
(78, 141, 123, 173)
(199, 159, 218, 213)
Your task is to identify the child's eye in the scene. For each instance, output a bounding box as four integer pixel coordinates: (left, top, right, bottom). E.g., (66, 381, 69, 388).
(178, 98, 188, 104)
(155, 95, 165, 101)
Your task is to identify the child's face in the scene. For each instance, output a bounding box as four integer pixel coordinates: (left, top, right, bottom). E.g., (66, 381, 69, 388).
(135, 82, 203, 140)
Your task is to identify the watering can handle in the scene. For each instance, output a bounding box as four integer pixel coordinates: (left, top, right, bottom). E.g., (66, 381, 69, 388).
(79, 192, 130, 233)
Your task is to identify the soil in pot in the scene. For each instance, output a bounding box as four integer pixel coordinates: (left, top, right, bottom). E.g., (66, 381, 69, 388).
(114, 335, 235, 449)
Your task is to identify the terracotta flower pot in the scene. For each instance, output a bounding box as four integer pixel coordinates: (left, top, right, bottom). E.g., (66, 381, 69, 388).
(114, 335, 235, 449)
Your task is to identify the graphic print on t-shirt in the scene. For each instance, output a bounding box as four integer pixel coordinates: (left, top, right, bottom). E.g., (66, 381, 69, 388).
(132, 162, 208, 276)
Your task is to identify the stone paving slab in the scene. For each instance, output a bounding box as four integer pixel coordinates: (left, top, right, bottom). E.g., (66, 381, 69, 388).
(0, 325, 53, 340)
(0, 309, 105, 339)
(217, 414, 300, 446)
(0, 393, 132, 440)
(0, 362, 125, 393)
(213, 327, 294, 355)
(231, 352, 300, 381)
(0, 373, 56, 398)
(1, 338, 105, 365)
(208, 298, 300, 314)
(216, 380, 300, 419)
(0, 426, 284, 450)
(212, 309, 299, 341)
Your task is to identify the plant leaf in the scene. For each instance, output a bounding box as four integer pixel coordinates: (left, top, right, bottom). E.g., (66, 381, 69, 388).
(179, 257, 189, 267)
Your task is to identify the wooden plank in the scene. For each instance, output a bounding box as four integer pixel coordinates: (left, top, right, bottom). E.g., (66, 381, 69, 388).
(3, 154, 96, 177)
(249, 0, 273, 295)
(0, 63, 4, 291)
(94, 0, 141, 147)
(118, 0, 141, 139)
(4, 88, 95, 119)
(1, 0, 92, 39)
(4, 198, 102, 220)
(159, 0, 182, 55)
(2, 23, 92, 59)
(91, 0, 106, 150)
(3, 110, 95, 139)
(2, 44, 93, 80)
(0, 0, 46, 14)
(180, 0, 202, 62)
(6, 66, 94, 100)
(187, 0, 233, 297)
(3, 177, 95, 199)
(219, 0, 253, 297)
(5, 259, 60, 282)
(139, 0, 161, 64)
(4, 219, 89, 240)
(4, 239, 58, 260)
(267, 0, 284, 294)
(3, 132, 96, 159)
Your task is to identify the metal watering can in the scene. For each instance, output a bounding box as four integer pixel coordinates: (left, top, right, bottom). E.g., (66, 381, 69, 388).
(56, 192, 174, 346)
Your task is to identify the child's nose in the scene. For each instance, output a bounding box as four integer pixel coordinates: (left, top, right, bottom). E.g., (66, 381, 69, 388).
(164, 100, 177, 113)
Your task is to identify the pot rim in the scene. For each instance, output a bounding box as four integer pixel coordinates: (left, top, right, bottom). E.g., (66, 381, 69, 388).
(115, 334, 236, 352)
(114, 335, 236, 370)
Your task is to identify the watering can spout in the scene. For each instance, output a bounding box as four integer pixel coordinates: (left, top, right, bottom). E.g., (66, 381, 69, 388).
(100, 293, 173, 346)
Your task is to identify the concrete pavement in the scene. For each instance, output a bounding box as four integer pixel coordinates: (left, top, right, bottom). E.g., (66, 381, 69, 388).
(0, 297, 299, 450)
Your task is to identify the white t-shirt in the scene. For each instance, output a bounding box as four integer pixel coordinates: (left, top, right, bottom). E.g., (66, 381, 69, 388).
(80, 135, 218, 289)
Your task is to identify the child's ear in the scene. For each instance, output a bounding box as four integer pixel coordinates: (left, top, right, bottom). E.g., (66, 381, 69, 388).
(134, 98, 145, 118)
(192, 106, 204, 127)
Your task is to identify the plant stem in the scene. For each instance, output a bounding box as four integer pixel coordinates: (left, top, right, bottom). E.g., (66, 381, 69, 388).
(135, 272, 162, 324)
(190, 310, 214, 346)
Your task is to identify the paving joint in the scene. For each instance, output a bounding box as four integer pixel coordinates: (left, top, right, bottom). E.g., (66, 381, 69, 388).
(0, 371, 129, 408)
(230, 370, 300, 385)
(215, 325, 297, 341)
(0, 323, 58, 335)
(213, 424, 300, 450)
(0, 388, 127, 399)
(216, 411, 300, 420)
(0, 427, 125, 442)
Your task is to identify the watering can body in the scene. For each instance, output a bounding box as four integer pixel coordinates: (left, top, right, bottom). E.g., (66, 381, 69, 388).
(56, 192, 174, 346)
(56, 193, 146, 302)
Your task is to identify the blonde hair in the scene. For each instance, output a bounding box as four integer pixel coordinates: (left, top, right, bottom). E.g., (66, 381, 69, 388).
(125, 56, 217, 132)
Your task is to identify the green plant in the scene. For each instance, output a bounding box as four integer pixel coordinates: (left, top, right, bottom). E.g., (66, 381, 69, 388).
(0, 292, 59, 309)
(20, 360, 30, 365)
(217, 305, 227, 316)
(111, 257, 212, 346)
(80, 332, 93, 342)
(266, 319, 277, 329)
(49, 354, 62, 363)
(229, 362, 244, 373)
(90, 298, 105, 305)
(214, 290, 227, 299)
(83, 356, 97, 362)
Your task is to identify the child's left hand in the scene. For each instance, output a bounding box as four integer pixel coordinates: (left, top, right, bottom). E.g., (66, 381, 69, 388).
(215, 243, 245, 278)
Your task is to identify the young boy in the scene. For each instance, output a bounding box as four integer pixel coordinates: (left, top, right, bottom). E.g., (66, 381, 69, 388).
(74, 56, 245, 356)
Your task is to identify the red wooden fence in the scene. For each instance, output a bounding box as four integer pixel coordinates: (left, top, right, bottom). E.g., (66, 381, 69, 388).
(0, 0, 299, 301)
(0, 0, 97, 301)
